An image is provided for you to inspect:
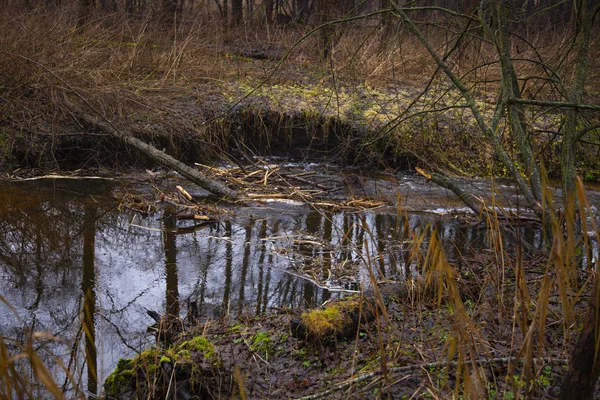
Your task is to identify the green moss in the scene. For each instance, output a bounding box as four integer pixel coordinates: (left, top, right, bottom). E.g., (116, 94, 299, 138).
(135, 347, 160, 365)
(146, 363, 160, 374)
(251, 331, 275, 358)
(104, 358, 134, 397)
(300, 297, 360, 337)
(178, 336, 219, 366)
(116, 357, 133, 371)
(159, 355, 171, 364)
(301, 305, 347, 336)
(177, 349, 192, 362)
(129, 347, 162, 379)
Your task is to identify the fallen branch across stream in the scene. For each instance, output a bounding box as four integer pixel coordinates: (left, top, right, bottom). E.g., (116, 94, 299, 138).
(63, 96, 239, 200)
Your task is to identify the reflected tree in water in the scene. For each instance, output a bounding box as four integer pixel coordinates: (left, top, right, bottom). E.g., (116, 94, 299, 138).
(81, 200, 97, 397)
(163, 215, 180, 321)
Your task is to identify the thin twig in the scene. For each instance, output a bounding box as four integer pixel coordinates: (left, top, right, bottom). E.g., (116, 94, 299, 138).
(296, 356, 568, 400)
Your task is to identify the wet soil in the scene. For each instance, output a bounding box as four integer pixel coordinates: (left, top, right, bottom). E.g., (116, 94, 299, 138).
(109, 271, 576, 400)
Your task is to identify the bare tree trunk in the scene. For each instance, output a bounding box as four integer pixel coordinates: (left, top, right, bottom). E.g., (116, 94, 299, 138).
(246, 0, 253, 21)
(231, 0, 242, 25)
(77, 0, 94, 27)
(387, 0, 540, 212)
(379, 0, 397, 53)
(161, 0, 179, 21)
(265, 0, 273, 24)
(316, 0, 334, 59)
(297, 0, 309, 20)
(560, 0, 594, 198)
(559, 5, 599, 395)
(489, 0, 542, 202)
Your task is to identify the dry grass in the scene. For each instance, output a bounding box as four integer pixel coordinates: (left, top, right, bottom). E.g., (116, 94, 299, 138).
(0, 4, 598, 174)
(0, 298, 84, 399)
(313, 168, 598, 399)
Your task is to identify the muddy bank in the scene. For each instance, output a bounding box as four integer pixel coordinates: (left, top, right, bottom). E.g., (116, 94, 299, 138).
(0, 81, 429, 172)
(2, 77, 585, 181)
(103, 279, 574, 400)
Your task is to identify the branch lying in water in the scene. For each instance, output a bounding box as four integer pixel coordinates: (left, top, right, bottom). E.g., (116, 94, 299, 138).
(62, 95, 239, 200)
(416, 167, 482, 215)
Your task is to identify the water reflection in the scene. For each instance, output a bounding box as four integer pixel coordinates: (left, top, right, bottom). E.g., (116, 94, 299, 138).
(163, 215, 180, 322)
(0, 178, 569, 396)
(82, 201, 98, 397)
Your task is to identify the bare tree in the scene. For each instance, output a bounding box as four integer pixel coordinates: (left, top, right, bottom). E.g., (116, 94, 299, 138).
(385, 0, 599, 214)
(232, 0, 243, 25)
(265, 0, 274, 24)
(77, 0, 94, 27)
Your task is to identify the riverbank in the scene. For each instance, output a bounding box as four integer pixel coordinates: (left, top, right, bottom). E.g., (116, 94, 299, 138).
(1, 8, 598, 181)
(101, 236, 577, 400)
(1, 164, 598, 399)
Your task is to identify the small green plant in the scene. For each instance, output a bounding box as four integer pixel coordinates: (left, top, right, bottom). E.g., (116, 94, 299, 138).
(229, 324, 246, 333)
(537, 373, 550, 387)
(251, 331, 275, 358)
(513, 375, 526, 389)
(535, 366, 553, 387)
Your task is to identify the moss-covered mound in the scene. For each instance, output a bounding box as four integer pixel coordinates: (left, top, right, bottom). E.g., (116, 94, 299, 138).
(292, 295, 377, 343)
(104, 336, 227, 399)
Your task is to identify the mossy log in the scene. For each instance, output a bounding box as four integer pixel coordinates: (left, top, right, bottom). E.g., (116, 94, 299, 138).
(105, 336, 228, 399)
(63, 97, 239, 200)
(291, 296, 377, 344)
(290, 282, 417, 344)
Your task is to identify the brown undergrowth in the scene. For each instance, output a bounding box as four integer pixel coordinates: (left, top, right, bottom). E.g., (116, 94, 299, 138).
(1, 6, 598, 178)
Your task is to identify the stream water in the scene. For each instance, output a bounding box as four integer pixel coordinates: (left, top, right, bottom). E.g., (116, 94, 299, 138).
(1, 168, 598, 397)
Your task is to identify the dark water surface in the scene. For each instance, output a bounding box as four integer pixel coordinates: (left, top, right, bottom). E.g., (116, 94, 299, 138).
(1, 172, 597, 397)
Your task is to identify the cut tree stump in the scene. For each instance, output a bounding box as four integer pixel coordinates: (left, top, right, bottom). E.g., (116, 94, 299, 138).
(63, 97, 239, 200)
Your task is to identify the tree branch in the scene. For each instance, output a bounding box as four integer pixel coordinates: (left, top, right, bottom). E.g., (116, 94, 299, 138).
(575, 123, 600, 142)
(507, 98, 600, 111)
(415, 168, 482, 214)
(388, 1, 540, 211)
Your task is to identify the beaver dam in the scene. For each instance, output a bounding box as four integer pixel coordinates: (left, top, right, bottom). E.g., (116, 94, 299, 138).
(1, 162, 599, 399)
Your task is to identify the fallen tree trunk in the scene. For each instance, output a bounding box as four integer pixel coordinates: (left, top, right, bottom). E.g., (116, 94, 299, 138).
(63, 97, 239, 200)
